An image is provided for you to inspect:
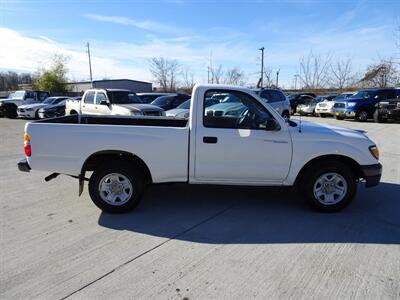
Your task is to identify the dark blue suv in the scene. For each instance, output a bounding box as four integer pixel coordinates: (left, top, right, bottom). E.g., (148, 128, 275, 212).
(333, 88, 397, 121)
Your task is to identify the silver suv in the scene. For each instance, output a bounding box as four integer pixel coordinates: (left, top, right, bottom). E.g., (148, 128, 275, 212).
(253, 88, 291, 118)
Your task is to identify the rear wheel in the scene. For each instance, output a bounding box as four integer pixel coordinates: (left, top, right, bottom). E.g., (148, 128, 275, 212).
(302, 161, 357, 212)
(335, 115, 344, 120)
(373, 110, 387, 123)
(356, 109, 368, 122)
(89, 161, 145, 213)
(282, 111, 290, 119)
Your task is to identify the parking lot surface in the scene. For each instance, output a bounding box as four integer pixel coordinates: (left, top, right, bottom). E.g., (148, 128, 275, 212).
(1, 117, 399, 299)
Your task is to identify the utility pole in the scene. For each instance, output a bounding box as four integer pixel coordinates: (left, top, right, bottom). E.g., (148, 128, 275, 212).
(86, 42, 93, 87)
(276, 69, 280, 88)
(207, 66, 210, 84)
(259, 47, 264, 88)
(294, 74, 299, 90)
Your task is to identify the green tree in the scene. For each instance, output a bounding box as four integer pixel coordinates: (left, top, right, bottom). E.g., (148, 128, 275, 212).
(33, 54, 69, 93)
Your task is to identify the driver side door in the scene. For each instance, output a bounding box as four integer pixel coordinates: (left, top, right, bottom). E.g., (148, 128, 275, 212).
(194, 89, 292, 184)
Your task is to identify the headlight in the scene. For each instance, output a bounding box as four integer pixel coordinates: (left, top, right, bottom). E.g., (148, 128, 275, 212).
(346, 102, 357, 107)
(369, 145, 379, 160)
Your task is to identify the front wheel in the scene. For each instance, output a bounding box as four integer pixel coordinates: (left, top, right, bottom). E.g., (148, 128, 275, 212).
(302, 161, 357, 212)
(335, 115, 345, 120)
(89, 161, 145, 213)
(356, 109, 368, 122)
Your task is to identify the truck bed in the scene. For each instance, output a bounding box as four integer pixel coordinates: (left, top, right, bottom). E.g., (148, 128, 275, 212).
(38, 114, 188, 127)
(25, 114, 189, 182)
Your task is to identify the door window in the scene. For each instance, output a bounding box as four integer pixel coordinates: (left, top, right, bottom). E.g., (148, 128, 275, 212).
(204, 90, 274, 130)
(95, 92, 107, 104)
(84, 91, 95, 104)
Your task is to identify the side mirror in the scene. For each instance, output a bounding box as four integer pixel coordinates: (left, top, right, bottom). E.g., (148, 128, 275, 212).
(265, 119, 281, 131)
(100, 100, 109, 105)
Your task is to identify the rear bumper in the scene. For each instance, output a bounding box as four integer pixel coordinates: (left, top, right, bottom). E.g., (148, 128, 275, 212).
(360, 163, 382, 187)
(18, 159, 31, 172)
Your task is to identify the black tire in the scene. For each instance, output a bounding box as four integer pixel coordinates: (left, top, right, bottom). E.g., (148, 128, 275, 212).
(88, 161, 145, 213)
(335, 115, 344, 120)
(35, 110, 40, 119)
(320, 114, 327, 118)
(373, 110, 387, 123)
(356, 109, 368, 122)
(301, 161, 357, 212)
(5, 109, 17, 119)
(282, 111, 290, 119)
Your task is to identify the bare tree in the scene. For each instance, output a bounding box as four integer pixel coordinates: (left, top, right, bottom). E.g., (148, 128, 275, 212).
(223, 67, 246, 85)
(263, 67, 274, 87)
(211, 65, 223, 84)
(298, 51, 331, 89)
(360, 58, 399, 87)
(329, 58, 355, 90)
(149, 57, 180, 92)
(181, 66, 195, 90)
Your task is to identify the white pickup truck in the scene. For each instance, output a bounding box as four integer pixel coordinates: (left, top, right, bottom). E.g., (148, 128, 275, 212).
(66, 88, 165, 117)
(18, 84, 382, 213)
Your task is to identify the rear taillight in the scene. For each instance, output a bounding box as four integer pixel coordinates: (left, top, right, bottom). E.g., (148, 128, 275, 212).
(24, 134, 31, 157)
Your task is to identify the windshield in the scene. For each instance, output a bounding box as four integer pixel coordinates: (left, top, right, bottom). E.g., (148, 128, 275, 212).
(315, 96, 327, 102)
(350, 90, 377, 99)
(107, 91, 142, 104)
(42, 97, 57, 104)
(177, 99, 191, 109)
(334, 93, 352, 101)
(12, 91, 25, 99)
(152, 96, 173, 106)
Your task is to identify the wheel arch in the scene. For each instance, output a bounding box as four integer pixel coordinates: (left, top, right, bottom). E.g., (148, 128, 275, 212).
(294, 154, 363, 186)
(81, 150, 153, 184)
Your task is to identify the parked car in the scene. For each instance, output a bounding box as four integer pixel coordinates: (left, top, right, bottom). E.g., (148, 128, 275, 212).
(0, 90, 50, 118)
(253, 88, 291, 118)
(66, 89, 164, 116)
(17, 96, 69, 119)
(287, 93, 316, 115)
(296, 96, 320, 116)
(315, 92, 354, 117)
(166, 98, 220, 118)
(18, 84, 382, 214)
(38, 97, 81, 119)
(373, 88, 400, 123)
(150, 94, 191, 110)
(333, 88, 398, 121)
(137, 93, 172, 104)
(205, 93, 248, 117)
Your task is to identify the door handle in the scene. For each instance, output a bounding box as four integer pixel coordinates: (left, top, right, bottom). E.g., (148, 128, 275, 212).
(203, 136, 218, 144)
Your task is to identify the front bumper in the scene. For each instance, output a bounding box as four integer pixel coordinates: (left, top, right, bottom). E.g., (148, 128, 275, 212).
(333, 108, 356, 119)
(17, 111, 36, 118)
(360, 163, 382, 187)
(18, 158, 31, 172)
(377, 108, 400, 119)
(315, 107, 334, 115)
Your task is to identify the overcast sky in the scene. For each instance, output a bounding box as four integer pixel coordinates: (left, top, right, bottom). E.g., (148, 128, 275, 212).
(0, 0, 399, 87)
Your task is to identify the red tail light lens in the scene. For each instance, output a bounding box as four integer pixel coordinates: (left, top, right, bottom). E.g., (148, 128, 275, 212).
(23, 134, 31, 157)
(24, 144, 31, 157)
